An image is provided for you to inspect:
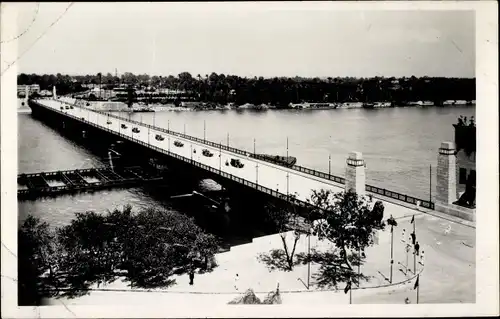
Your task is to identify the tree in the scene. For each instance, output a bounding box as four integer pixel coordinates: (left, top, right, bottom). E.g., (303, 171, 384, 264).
(18, 216, 58, 305)
(258, 194, 308, 271)
(307, 189, 386, 288)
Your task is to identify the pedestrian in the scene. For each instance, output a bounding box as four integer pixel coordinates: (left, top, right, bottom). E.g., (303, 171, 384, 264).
(401, 229, 406, 244)
(410, 231, 416, 245)
(189, 269, 194, 285)
(234, 273, 240, 291)
(414, 242, 420, 256)
(404, 297, 411, 304)
(420, 250, 425, 266)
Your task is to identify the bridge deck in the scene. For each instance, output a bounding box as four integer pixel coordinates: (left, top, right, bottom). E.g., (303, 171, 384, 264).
(31, 98, 434, 219)
(18, 166, 163, 200)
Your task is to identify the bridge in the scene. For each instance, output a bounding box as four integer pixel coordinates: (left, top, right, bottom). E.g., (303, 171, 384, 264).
(26, 98, 435, 218)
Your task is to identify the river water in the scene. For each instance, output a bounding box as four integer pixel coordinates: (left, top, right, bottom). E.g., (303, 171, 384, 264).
(17, 99, 474, 239)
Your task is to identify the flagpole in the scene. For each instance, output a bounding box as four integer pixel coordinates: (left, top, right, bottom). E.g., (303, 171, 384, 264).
(413, 216, 416, 274)
(416, 275, 420, 304)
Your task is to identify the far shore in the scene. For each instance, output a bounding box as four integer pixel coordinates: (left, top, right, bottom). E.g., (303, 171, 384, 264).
(18, 97, 476, 113)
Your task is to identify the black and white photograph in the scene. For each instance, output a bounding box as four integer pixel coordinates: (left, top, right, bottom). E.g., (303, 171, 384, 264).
(1, 1, 498, 317)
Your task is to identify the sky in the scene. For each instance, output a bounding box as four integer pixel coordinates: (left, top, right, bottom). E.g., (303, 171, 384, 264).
(12, 2, 475, 78)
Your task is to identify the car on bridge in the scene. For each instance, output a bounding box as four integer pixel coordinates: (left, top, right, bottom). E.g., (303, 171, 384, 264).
(70, 106, 74, 109)
(229, 158, 244, 168)
(155, 134, 165, 141)
(132, 127, 140, 133)
(202, 149, 214, 157)
(107, 120, 112, 124)
(121, 124, 128, 129)
(60, 106, 64, 110)
(65, 105, 70, 109)
(174, 140, 184, 147)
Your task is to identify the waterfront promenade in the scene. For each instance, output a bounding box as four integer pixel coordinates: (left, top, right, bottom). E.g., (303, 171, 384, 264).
(45, 212, 475, 305)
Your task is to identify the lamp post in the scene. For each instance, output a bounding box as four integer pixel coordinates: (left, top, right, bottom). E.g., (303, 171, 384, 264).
(253, 138, 256, 156)
(328, 154, 331, 178)
(184, 124, 186, 136)
(219, 141, 222, 171)
(387, 215, 398, 283)
(153, 111, 156, 127)
(286, 136, 289, 158)
(227, 133, 229, 148)
(203, 120, 206, 142)
(256, 163, 259, 184)
(168, 119, 170, 132)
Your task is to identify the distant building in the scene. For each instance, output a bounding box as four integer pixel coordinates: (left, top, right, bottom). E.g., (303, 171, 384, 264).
(17, 84, 40, 97)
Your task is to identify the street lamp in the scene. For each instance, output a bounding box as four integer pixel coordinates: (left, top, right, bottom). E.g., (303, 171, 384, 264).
(386, 215, 397, 283)
(328, 154, 331, 178)
(203, 120, 206, 142)
(184, 124, 186, 136)
(256, 163, 259, 184)
(253, 138, 256, 156)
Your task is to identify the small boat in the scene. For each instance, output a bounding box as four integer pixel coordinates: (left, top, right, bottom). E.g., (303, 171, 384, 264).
(174, 140, 184, 147)
(155, 134, 165, 141)
(132, 127, 140, 133)
(202, 149, 214, 157)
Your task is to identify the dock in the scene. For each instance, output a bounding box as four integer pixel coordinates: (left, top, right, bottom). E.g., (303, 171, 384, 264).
(18, 166, 163, 200)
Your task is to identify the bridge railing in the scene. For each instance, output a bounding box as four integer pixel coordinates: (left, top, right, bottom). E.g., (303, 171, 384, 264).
(47, 100, 435, 210)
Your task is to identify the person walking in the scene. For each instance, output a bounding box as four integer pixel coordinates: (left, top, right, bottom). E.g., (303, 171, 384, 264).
(415, 242, 420, 257)
(189, 270, 195, 285)
(234, 273, 240, 291)
(410, 231, 416, 246)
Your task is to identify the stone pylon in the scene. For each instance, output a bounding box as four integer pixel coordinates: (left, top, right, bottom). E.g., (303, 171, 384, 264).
(345, 151, 366, 196)
(436, 141, 457, 204)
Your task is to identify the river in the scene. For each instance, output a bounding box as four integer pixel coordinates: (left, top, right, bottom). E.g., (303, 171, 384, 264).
(17, 99, 474, 242)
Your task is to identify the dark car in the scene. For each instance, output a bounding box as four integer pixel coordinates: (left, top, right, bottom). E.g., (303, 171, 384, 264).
(202, 149, 214, 157)
(155, 134, 165, 141)
(65, 105, 69, 109)
(174, 140, 184, 147)
(230, 158, 244, 168)
(70, 106, 74, 109)
(132, 127, 140, 133)
(121, 124, 128, 129)
(107, 120, 112, 124)
(60, 106, 64, 110)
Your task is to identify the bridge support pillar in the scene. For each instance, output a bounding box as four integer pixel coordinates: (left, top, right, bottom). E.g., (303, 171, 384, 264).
(345, 151, 366, 196)
(53, 85, 57, 99)
(436, 141, 457, 204)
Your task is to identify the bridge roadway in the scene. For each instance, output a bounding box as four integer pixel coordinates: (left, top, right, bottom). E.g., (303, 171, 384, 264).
(33, 98, 426, 220)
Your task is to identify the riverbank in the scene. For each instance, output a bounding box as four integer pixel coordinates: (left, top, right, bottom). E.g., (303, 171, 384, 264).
(51, 97, 475, 113)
